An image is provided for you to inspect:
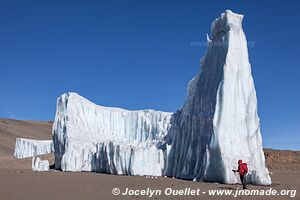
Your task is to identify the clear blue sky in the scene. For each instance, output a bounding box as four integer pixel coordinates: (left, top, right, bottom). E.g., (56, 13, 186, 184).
(0, 1, 299, 150)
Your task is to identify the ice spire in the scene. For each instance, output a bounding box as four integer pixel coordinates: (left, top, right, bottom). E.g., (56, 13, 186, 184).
(165, 10, 271, 185)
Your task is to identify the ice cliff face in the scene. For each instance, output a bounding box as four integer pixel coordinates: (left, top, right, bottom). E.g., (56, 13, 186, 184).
(14, 138, 53, 159)
(52, 93, 172, 175)
(165, 10, 271, 185)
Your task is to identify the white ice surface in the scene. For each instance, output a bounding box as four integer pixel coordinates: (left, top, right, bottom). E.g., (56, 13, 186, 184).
(165, 10, 271, 185)
(32, 156, 49, 171)
(14, 138, 53, 159)
(52, 93, 172, 176)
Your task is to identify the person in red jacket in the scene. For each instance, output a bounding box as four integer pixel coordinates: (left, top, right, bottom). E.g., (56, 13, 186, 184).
(232, 160, 248, 189)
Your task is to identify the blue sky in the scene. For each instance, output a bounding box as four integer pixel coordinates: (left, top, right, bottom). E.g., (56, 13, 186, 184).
(0, 1, 299, 150)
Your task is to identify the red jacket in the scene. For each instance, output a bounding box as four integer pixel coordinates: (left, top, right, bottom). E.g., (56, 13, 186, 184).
(236, 160, 248, 175)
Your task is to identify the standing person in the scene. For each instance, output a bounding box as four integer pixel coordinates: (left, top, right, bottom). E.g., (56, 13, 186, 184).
(232, 160, 248, 189)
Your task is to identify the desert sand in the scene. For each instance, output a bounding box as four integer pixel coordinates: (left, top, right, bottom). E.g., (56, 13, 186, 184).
(0, 118, 299, 200)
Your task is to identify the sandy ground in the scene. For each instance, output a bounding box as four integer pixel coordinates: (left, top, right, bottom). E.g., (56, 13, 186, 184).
(0, 169, 299, 200)
(0, 118, 299, 200)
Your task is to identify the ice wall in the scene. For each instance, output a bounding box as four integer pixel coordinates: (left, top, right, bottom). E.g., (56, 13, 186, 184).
(14, 138, 53, 158)
(52, 92, 172, 175)
(165, 10, 271, 185)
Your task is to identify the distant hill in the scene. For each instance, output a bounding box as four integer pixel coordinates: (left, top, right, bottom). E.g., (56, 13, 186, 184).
(0, 118, 299, 171)
(264, 148, 300, 171)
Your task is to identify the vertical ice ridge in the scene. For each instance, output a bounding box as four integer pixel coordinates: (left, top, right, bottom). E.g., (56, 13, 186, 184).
(166, 10, 271, 185)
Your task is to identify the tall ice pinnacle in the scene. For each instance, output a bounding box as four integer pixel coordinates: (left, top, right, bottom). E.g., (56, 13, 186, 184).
(165, 10, 271, 185)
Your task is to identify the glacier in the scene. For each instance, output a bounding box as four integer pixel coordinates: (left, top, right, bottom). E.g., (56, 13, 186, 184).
(14, 10, 271, 185)
(165, 10, 271, 185)
(14, 138, 53, 159)
(52, 92, 172, 175)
